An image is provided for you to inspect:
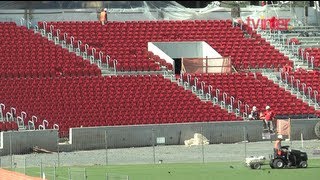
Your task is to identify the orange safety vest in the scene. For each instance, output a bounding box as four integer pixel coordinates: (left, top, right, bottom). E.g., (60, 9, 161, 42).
(100, 11, 106, 22)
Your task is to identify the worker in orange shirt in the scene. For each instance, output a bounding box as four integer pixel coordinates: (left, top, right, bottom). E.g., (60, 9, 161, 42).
(100, 8, 107, 25)
(260, 105, 276, 133)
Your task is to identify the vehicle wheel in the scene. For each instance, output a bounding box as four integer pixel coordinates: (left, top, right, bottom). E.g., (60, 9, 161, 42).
(269, 160, 274, 169)
(299, 161, 308, 168)
(250, 163, 261, 169)
(273, 159, 285, 169)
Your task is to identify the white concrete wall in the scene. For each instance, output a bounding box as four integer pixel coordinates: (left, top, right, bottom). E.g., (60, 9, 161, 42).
(152, 42, 202, 58)
(0, 129, 58, 155)
(0, 120, 318, 155)
(147, 42, 174, 65)
(62, 119, 320, 151)
(202, 42, 223, 73)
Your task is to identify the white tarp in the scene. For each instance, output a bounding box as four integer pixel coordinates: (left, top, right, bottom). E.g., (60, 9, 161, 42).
(184, 133, 209, 147)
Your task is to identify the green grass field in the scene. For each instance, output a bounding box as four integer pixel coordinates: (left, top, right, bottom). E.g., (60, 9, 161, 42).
(23, 159, 320, 180)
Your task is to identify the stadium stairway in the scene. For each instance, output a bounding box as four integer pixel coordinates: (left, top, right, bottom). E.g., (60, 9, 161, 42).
(33, 21, 246, 120)
(34, 20, 320, 120)
(243, 24, 320, 114)
(256, 25, 320, 70)
(261, 70, 320, 112)
(35, 21, 172, 76)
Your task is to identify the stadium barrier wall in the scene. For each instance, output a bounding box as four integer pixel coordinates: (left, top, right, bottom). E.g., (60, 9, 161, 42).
(0, 119, 319, 155)
(0, 130, 58, 156)
(61, 119, 320, 152)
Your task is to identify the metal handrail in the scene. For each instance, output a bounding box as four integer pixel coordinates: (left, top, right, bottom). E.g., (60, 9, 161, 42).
(216, 89, 220, 100)
(63, 32, 68, 43)
(84, 44, 89, 54)
(20, 17, 25, 26)
(296, 79, 300, 92)
(310, 56, 314, 69)
(92, 48, 96, 57)
(314, 90, 318, 105)
(21, 111, 27, 120)
(99, 51, 103, 61)
(28, 120, 35, 130)
(43, 21, 47, 33)
(222, 92, 227, 103)
(10, 107, 16, 118)
(301, 83, 306, 97)
(50, 24, 54, 34)
(187, 74, 191, 88)
(208, 85, 213, 95)
(32, 115, 38, 123)
(17, 116, 23, 125)
(6, 112, 12, 122)
(113, 59, 118, 73)
(237, 100, 242, 112)
(200, 81, 205, 95)
(77, 40, 82, 49)
(245, 104, 250, 117)
(230, 96, 235, 110)
(39, 125, 45, 130)
(308, 87, 312, 99)
(106, 55, 110, 69)
(0, 103, 5, 121)
(53, 124, 59, 130)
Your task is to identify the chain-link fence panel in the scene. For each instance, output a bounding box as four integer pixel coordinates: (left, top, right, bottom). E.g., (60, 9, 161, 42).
(68, 167, 87, 180)
(105, 127, 155, 165)
(105, 173, 129, 180)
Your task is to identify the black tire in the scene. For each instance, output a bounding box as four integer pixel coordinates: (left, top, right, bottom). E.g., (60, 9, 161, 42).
(315, 121, 320, 139)
(269, 160, 275, 169)
(273, 159, 285, 169)
(299, 161, 308, 168)
(250, 163, 261, 169)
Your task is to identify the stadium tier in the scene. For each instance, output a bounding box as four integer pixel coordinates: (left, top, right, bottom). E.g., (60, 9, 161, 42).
(184, 72, 317, 119)
(0, 75, 240, 137)
(299, 47, 320, 67)
(280, 70, 320, 116)
(43, 20, 293, 71)
(0, 22, 101, 78)
(0, 19, 319, 137)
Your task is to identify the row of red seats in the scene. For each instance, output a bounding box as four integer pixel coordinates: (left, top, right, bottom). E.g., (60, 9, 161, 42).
(182, 72, 318, 117)
(0, 121, 19, 132)
(0, 23, 102, 78)
(298, 48, 320, 68)
(280, 70, 320, 103)
(43, 20, 293, 72)
(0, 75, 241, 137)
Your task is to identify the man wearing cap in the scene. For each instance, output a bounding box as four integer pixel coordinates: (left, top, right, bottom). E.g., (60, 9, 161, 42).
(100, 8, 108, 25)
(260, 105, 276, 133)
(274, 135, 284, 156)
(249, 106, 260, 120)
(274, 135, 294, 166)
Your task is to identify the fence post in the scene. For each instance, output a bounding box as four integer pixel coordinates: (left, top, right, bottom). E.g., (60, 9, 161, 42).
(84, 168, 87, 180)
(105, 130, 108, 166)
(24, 156, 26, 175)
(152, 128, 156, 164)
(10, 133, 12, 170)
(243, 126, 247, 160)
(53, 162, 56, 180)
(201, 126, 205, 164)
(68, 167, 71, 180)
(40, 159, 43, 178)
(57, 137, 60, 168)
